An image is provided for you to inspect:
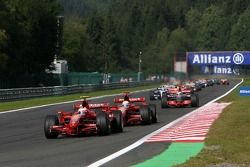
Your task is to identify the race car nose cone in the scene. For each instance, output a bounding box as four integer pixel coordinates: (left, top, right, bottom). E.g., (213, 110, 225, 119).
(69, 121, 77, 128)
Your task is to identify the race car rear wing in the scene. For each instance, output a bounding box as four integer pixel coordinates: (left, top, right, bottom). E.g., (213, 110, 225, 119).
(182, 89, 191, 93)
(168, 88, 191, 94)
(168, 88, 179, 94)
(114, 97, 145, 103)
(89, 103, 110, 109)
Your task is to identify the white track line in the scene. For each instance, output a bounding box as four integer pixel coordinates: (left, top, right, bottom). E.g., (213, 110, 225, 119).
(0, 88, 153, 114)
(87, 78, 243, 167)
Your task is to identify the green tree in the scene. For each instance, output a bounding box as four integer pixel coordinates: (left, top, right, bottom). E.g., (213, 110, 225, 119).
(165, 28, 189, 72)
(1, 0, 60, 74)
(27, 0, 60, 74)
(195, 5, 229, 51)
(185, 8, 202, 50)
(228, 7, 250, 50)
(143, 27, 170, 74)
(61, 19, 85, 71)
(57, 0, 250, 75)
(0, 30, 8, 72)
(101, 12, 121, 73)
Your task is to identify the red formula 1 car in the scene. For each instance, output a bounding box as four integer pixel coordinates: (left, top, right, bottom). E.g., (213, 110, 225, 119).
(220, 78, 229, 85)
(73, 100, 123, 133)
(44, 98, 123, 139)
(110, 92, 157, 126)
(161, 87, 199, 108)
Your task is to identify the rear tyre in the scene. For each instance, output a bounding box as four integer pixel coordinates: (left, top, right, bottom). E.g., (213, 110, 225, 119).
(95, 108, 102, 114)
(96, 112, 111, 136)
(161, 97, 168, 108)
(140, 106, 152, 125)
(149, 104, 157, 123)
(149, 91, 155, 100)
(191, 94, 199, 107)
(112, 110, 123, 133)
(44, 115, 59, 139)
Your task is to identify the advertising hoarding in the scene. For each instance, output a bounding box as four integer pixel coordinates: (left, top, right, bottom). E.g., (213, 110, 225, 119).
(187, 51, 250, 65)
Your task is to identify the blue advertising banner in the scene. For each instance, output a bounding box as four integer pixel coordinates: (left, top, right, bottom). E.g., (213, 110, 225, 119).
(240, 86, 250, 96)
(187, 51, 250, 65)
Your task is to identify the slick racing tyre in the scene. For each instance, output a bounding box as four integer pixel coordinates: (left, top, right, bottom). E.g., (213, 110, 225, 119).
(140, 106, 152, 125)
(95, 108, 102, 114)
(112, 110, 123, 133)
(44, 115, 59, 139)
(149, 104, 157, 123)
(161, 97, 168, 108)
(96, 112, 111, 136)
(191, 94, 199, 107)
(149, 91, 155, 100)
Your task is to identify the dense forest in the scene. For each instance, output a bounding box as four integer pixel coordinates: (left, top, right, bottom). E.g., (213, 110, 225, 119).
(1, 0, 250, 77)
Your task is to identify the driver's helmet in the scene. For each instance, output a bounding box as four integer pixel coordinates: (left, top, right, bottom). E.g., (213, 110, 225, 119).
(122, 100, 129, 108)
(177, 91, 182, 95)
(78, 107, 87, 115)
(175, 85, 181, 91)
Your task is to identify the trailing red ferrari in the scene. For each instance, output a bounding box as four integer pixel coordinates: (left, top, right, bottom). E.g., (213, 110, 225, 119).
(220, 78, 229, 85)
(110, 92, 157, 126)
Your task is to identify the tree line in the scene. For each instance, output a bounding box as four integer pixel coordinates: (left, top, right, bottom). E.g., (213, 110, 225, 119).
(1, 0, 250, 77)
(0, 0, 60, 76)
(60, 0, 250, 75)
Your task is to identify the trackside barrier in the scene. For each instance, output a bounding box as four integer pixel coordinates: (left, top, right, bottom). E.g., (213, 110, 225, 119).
(0, 81, 160, 102)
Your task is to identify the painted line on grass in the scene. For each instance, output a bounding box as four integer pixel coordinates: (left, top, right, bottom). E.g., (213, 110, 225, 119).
(132, 142, 205, 167)
(0, 88, 153, 115)
(87, 78, 244, 167)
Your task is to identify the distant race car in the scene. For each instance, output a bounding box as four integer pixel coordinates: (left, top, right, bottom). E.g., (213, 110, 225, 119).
(150, 84, 177, 100)
(220, 78, 229, 85)
(44, 97, 123, 139)
(149, 87, 165, 100)
(212, 78, 220, 85)
(112, 92, 157, 125)
(161, 87, 199, 108)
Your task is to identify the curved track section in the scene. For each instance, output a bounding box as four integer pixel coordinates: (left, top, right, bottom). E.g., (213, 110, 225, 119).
(0, 79, 241, 167)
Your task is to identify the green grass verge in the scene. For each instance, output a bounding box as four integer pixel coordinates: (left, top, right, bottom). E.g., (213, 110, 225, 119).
(175, 78, 250, 167)
(0, 84, 160, 112)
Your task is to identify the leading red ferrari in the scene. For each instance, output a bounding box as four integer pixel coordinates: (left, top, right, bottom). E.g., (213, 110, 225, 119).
(44, 97, 123, 139)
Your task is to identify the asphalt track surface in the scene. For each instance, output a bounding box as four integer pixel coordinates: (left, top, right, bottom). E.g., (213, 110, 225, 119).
(0, 79, 241, 167)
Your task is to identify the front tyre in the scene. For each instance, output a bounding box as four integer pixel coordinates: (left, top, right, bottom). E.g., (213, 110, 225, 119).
(140, 106, 152, 125)
(149, 104, 157, 123)
(112, 110, 123, 133)
(149, 91, 155, 100)
(191, 94, 199, 107)
(96, 112, 111, 136)
(161, 97, 168, 108)
(44, 115, 59, 139)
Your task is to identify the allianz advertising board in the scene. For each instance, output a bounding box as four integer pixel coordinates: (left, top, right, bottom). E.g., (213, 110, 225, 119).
(187, 51, 250, 65)
(200, 65, 240, 75)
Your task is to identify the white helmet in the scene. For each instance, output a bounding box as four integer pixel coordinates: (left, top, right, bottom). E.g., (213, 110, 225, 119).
(122, 101, 129, 108)
(78, 107, 87, 115)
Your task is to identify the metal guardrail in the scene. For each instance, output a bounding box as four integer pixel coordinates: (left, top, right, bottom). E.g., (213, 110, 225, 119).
(0, 81, 160, 101)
